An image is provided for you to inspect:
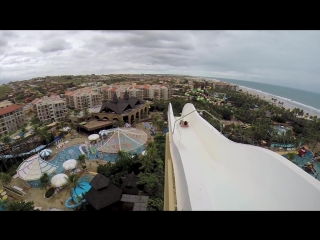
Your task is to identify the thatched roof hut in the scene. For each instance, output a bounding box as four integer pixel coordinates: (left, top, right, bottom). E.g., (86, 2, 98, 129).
(121, 172, 139, 195)
(84, 174, 122, 210)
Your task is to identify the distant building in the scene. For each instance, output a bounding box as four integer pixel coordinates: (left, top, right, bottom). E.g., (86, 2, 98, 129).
(210, 81, 239, 91)
(102, 84, 173, 101)
(0, 104, 25, 137)
(32, 95, 67, 122)
(65, 87, 103, 110)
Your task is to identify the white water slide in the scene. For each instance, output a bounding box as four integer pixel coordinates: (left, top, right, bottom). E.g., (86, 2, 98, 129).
(168, 103, 320, 210)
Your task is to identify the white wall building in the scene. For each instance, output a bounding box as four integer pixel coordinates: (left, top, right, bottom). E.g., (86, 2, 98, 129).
(65, 87, 103, 110)
(32, 95, 67, 122)
(0, 104, 25, 137)
(102, 84, 172, 101)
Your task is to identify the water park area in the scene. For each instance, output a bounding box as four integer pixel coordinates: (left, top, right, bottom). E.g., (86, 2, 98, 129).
(274, 125, 292, 135)
(1, 122, 154, 211)
(65, 173, 96, 209)
(282, 146, 320, 180)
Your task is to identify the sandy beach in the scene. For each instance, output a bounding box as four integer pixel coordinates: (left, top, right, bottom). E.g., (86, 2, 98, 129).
(239, 86, 320, 117)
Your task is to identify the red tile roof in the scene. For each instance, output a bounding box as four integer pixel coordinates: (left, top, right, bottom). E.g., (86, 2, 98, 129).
(0, 104, 23, 116)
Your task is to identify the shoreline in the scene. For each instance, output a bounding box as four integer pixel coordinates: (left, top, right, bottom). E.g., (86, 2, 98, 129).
(239, 86, 320, 118)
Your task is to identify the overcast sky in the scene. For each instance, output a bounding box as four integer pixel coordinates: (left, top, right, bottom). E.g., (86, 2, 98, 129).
(1, 30, 320, 92)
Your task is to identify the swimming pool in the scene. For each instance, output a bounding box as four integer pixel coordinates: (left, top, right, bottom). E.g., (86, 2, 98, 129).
(282, 151, 320, 180)
(270, 143, 294, 148)
(26, 144, 145, 188)
(65, 173, 94, 208)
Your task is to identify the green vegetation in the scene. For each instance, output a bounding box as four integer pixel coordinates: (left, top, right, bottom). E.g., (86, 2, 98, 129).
(39, 173, 51, 191)
(97, 134, 166, 211)
(0, 173, 12, 186)
(77, 154, 87, 169)
(3, 200, 39, 211)
(65, 174, 80, 198)
(0, 85, 13, 99)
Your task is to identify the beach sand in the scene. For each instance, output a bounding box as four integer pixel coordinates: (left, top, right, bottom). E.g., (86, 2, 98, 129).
(239, 86, 320, 117)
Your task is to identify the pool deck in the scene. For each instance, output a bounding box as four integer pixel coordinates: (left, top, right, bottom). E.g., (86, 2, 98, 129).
(5, 122, 155, 210)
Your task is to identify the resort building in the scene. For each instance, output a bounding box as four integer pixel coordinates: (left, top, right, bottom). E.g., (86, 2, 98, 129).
(32, 95, 67, 122)
(91, 91, 151, 127)
(191, 79, 239, 91)
(211, 81, 239, 91)
(65, 87, 103, 110)
(164, 102, 320, 210)
(0, 104, 25, 137)
(102, 84, 173, 101)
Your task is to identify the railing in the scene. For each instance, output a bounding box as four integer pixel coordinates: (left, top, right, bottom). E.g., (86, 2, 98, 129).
(196, 109, 223, 133)
(172, 109, 197, 134)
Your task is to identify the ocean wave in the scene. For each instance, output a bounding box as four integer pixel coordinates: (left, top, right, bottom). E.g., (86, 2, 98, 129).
(239, 86, 320, 116)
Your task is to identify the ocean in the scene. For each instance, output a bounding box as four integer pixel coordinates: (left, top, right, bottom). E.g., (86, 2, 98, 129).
(204, 77, 320, 118)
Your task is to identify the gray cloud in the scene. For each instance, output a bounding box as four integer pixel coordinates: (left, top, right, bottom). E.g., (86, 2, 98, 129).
(38, 39, 71, 53)
(0, 38, 7, 47)
(0, 30, 320, 93)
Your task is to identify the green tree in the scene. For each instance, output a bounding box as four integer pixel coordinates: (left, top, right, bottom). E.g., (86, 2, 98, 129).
(3, 136, 10, 145)
(4, 201, 39, 211)
(65, 174, 80, 198)
(83, 108, 91, 121)
(77, 154, 87, 169)
(147, 197, 164, 211)
(0, 173, 12, 187)
(39, 173, 51, 191)
(286, 152, 297, 164)
(137, 173, 161, 196)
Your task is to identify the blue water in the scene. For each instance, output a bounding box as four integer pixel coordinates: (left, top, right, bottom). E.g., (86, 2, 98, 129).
(271, 143, 294, 148)
(282, 151, 320, 180)
(72, 182, 91, 203)
(27, 144, 145, 188)
(205, 77, 320, 117)
(64, 174, 94, 209)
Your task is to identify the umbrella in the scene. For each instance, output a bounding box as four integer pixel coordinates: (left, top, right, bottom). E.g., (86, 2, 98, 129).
(99, 130, 109, 136)
(88, 134, 100, 141)
(39, 149, 52, 158)
(62, 159, 78, 171)
(51, 173, 68, 188)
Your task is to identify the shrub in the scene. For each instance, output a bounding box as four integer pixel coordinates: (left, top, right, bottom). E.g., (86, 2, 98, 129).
(45, 188, 55, 198)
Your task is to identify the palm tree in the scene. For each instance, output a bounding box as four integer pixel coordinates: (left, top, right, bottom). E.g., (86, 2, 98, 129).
(38, 129, 52, 145)
(83, 108, 91, 121)
(151, 115, 159, 131)
(156, 120, 166, 134)
(3, 136, 10, 145)
(65, 173, 80, 198)
(39, 173, 51, 191)
(64, 109, 72, 123)
(139, 156, 154, 173)
(0, 173, 12, 187)
(77, 154, 87, 169)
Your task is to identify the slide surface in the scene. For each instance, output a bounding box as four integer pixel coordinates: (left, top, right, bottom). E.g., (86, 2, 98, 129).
(168, 103, 320, 210)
